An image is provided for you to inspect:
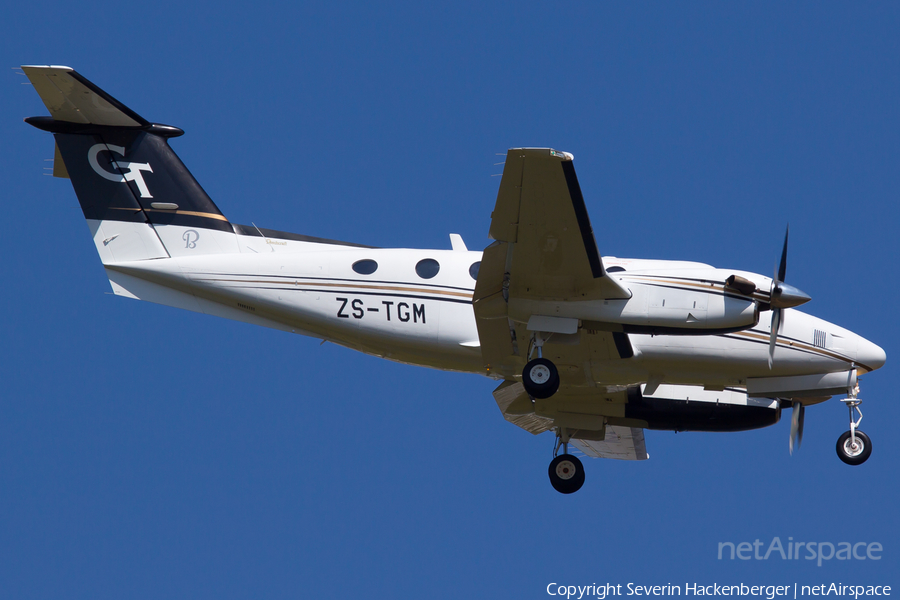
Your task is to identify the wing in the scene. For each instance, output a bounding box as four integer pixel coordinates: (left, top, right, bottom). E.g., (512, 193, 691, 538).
(474, 148, 631, 378)
(478, 149, 647, 454)
(480, 148, 630, 301)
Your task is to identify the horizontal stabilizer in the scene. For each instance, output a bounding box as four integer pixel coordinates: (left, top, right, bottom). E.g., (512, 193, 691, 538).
(22, 65, 149, 127)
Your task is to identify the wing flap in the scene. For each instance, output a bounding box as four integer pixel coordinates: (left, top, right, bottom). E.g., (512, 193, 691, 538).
(492, 381, 554, 435)
(492, 381, 650, 460)
(572, 426, 649, 461)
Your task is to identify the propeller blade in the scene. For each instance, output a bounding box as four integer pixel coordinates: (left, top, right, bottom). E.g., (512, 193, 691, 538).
(789, 400, 805, 454)
(767, 226, 809, 369)
(768, 308, 782, 369)
(778, 225, 789, 283)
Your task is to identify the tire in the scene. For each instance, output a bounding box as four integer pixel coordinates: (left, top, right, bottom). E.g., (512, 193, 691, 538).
(522, 358, 560, 399)
(836, 430, 872, 465)
(548, 454, 585, 494)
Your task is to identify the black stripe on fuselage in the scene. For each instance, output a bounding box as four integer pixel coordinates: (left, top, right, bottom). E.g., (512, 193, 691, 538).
(719, 331, 865, 370)
(561, 160, 605, 279)
(742, 328, 875, 372)
(191, 273, 476, 293)
(245, 287, 473, 305)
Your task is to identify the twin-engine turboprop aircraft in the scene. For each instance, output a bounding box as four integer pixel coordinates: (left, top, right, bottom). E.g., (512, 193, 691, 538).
(22, 65, 886, 493)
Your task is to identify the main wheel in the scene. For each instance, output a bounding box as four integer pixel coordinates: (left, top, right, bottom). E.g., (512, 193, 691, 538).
(836, 430, 872, 465)
(522, 358, 560, 399)
(548, 454, 585, 494)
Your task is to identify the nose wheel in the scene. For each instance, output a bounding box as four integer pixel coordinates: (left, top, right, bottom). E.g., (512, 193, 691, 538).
(548, 429, 585, 494)
(837, 381, 872, 465)
(836, 430, 871, 465)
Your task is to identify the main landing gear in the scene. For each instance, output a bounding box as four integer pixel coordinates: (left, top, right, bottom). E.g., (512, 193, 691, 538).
(522, 333, 579, 493)
(549, 428, 584, 494)
(836, 383, 872, 465)
(523, 357, 559, 399)
(522, 333, 559, 399)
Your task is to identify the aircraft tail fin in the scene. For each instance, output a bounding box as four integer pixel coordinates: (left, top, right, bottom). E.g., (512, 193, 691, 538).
(23, 65, 237, 263)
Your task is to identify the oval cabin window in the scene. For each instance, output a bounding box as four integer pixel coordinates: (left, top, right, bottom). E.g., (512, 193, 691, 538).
(469, 261, 481, 280)
(415, 258, 440, 279)
(352, 259, 378, 275)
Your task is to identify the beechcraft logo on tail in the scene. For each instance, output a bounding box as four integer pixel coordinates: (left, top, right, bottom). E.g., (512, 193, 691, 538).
(88, 143, 154, 198)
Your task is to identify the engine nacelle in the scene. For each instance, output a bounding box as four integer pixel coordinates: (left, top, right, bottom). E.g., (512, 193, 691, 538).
(509, 278, 760, 335)
(627, 286, 759, 335)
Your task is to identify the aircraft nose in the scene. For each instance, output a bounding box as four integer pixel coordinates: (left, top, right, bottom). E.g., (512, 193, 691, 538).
(857, 338, 886, 372)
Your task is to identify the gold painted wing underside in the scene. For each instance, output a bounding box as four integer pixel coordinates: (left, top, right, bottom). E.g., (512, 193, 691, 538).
(473, 148, 630, 377)
(482, 148, 629, 301)
(571, 427, 649, 461)
(491, 380, 649, 461)
(477, 149, 648, 459)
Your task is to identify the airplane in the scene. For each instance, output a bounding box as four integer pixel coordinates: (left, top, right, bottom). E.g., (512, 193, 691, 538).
(21, 65, 886, 494)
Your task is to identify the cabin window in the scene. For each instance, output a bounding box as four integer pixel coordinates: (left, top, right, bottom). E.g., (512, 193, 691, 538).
(352, 259, 378, 275)
(469, 261, 481, 280)
(415, 258, 440, 279)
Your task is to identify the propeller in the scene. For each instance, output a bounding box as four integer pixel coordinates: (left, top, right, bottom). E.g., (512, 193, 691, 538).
(767, 226, 811, 368)
(789, 399, 805, 454)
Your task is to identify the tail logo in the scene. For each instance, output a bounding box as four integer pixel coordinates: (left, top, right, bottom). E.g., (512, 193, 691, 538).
(88, 144, 154, 198)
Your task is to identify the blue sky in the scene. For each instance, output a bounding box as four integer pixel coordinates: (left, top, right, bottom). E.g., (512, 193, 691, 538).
(1, 2, 898, 598)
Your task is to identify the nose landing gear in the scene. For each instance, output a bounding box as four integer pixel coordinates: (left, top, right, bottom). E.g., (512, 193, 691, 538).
(836, 381, 872, 465)
(836, 430, 871, 465)
(548, 428, 585, 494)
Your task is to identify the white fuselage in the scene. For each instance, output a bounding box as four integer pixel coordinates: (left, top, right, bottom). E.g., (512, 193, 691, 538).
(103, 225, 885, 388)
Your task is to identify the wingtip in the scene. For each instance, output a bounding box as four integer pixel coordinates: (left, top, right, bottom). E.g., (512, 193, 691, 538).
(21, 64, 73, 71)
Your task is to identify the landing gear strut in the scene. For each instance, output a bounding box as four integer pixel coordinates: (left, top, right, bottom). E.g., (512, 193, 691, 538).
(522, 333, 559, 399)
(548, 428, 585, 494)
(836, 379, 872, 465)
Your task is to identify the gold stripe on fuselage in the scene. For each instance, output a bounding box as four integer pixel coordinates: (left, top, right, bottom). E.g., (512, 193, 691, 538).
(109, 206, 230, 222)
(727, 329, 869, 370)
(197, 277, 475, 300)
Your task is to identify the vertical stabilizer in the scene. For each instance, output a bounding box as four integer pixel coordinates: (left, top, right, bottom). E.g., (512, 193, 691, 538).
(23, 65, 238, 262)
